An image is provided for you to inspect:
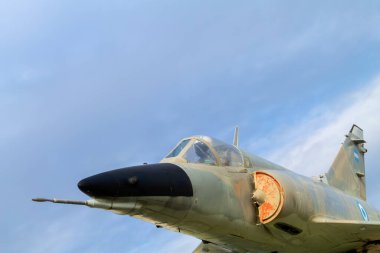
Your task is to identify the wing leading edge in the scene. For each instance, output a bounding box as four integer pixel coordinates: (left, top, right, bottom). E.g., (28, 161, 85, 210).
(311, 217, 380, 252)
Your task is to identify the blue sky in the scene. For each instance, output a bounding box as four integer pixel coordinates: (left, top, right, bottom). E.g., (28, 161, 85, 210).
(2, 1, 380, 252)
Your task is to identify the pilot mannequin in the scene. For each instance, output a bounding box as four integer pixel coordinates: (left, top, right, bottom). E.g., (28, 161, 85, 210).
(194, 141, 210, 162)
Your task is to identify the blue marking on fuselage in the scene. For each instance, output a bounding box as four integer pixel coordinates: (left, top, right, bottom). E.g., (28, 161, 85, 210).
(353, 148, 360, 163)
(357, 202, 369, 221)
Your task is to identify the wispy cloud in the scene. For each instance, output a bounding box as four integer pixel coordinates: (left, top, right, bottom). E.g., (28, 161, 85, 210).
(5, 206, 199, 253)
(250, 75, 380, 205)
(7, 209, 90, 253)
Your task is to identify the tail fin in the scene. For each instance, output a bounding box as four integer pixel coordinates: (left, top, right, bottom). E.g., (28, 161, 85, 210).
(326, 125, 368, 200)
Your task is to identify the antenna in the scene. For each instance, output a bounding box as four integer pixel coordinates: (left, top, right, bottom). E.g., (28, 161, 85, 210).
(233, 126, 239, 147)
(32, 198, 88, 206)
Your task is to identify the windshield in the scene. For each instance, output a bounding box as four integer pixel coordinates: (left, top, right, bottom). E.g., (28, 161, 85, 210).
(184, 140, 217, 165)
(196, 136, 244, 167)
(166, 139, 190, 158)
(214, 145, 243, 167)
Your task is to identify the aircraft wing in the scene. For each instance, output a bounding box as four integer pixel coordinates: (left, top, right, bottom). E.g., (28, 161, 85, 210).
(192, 242, 232, 253)
(312, 217, 380, 241)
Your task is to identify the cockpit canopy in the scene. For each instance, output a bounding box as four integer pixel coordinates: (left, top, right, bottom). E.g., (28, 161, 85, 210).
(163, 136, 248, 167)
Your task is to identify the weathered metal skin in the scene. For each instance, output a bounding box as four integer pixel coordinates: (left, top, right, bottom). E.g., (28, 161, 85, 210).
(262, 169, 376, 223)
(252, 171, 284, 223)
(125, 126, 380, 252)
(99, 160, 380, 252)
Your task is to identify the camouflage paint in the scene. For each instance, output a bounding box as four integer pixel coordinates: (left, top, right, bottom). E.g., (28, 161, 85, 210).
(33, 125, 380, 253)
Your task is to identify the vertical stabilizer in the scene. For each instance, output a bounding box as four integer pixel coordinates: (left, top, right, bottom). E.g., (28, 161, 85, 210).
(326, 125, 367, 200)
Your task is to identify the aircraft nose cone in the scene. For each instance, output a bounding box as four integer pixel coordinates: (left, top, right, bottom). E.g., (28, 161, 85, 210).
(77, 179, 87, 193)
(77, 173, 119, 197)
(77, 163, 193, 198)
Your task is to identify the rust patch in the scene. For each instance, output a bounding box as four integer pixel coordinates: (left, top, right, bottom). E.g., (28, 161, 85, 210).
(233, 181, 243, 196)
(252, 171, 284, 224)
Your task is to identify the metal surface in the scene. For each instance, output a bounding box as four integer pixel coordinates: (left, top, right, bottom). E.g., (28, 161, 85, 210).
(252, 171, 284, 224)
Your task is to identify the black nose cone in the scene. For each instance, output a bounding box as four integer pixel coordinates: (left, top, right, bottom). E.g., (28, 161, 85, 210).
(77, 163, 193, 198)
(78, 172, 119, 197)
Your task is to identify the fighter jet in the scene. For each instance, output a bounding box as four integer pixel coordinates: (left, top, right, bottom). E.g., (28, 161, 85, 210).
(33, 125, 380, 253)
